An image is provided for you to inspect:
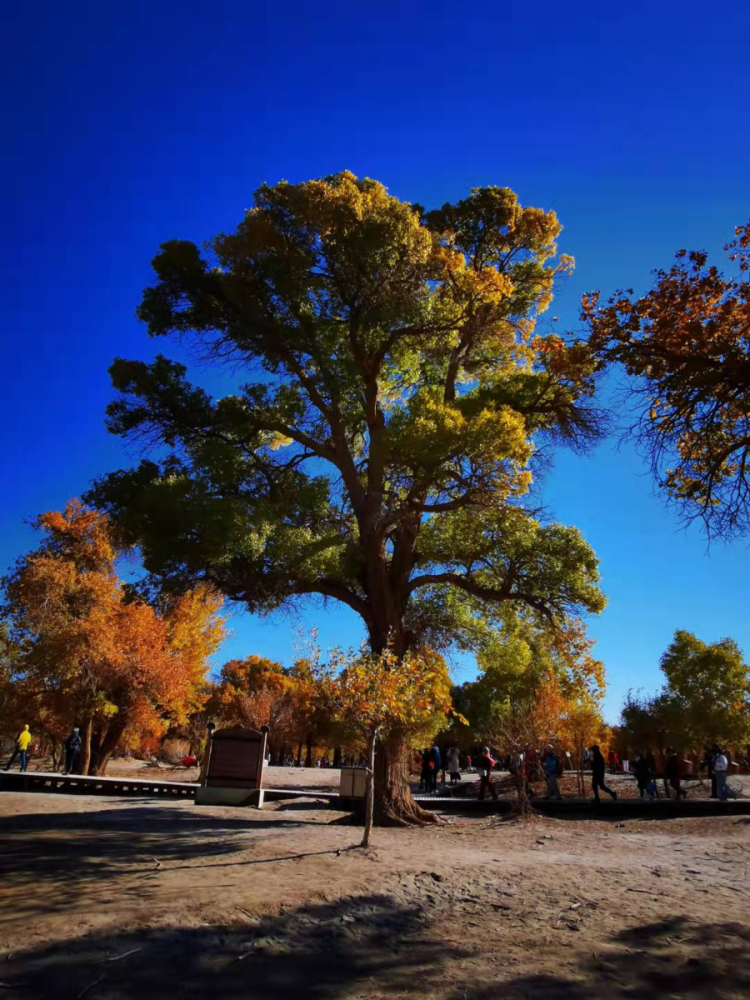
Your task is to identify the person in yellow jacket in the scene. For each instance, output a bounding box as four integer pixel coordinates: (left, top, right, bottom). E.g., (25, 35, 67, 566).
(4, 724, 32, 772)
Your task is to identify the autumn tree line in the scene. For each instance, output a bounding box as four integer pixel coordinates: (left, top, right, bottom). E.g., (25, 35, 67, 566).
(2, 504, 745, 783)
(2, 173, 749, 816)
(0, 499, 611, 777)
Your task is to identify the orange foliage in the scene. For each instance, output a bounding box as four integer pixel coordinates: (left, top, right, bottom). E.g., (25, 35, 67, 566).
(585, 220, 750, 538)
(315, 645, 458, 846)
(212, 655, 317, 755)
(317, 645, 457, 746)
(3, 500, 225, 773)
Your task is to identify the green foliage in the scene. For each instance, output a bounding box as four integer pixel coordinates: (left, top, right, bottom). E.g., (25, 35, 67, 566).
(446, 618, 606, 751)
(90, 172, 605, 660)
(660, 630, 750, 747)
(619, 630, 750, 750)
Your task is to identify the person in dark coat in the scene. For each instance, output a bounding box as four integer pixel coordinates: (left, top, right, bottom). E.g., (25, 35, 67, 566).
(633, 750, 653, 798)
(428, 744, 441, 793)
(665, 746, 687, 799)
(64, 727, 82, 774)
(590, 745, 617, 802)
(542, 745, 563, 800)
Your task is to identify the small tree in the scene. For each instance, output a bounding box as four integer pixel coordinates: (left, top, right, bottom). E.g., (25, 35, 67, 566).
(618, 632, 750, 767)
(318, 646, 457, 847)
(458, 618, 607, 801)
(213, 654, 324, 762)
(560, 694, 610, 796)
(660, 630, 750, 748)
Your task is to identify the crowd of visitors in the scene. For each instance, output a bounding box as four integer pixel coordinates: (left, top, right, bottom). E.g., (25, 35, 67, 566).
(2, 720, 745, 805)
(411, 739, 743, 803)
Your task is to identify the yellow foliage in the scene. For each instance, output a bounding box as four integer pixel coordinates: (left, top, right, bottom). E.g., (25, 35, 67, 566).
(317, 646, 457, 745)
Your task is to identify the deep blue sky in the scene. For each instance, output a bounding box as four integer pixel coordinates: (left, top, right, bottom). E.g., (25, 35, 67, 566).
(1, 1, 748, 720)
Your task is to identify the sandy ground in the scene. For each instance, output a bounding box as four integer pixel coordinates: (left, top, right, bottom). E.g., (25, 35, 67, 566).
(1, 791, 749, 999)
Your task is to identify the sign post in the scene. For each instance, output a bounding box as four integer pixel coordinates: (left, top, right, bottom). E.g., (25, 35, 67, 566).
(195, 725, 270, 808)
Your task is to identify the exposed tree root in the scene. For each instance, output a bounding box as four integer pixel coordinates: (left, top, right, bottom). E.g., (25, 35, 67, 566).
(374, 796, 441, 827)
(373, 738, 442, 827)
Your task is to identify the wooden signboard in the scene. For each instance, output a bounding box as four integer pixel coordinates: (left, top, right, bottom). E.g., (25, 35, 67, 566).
(339, 767, 367, 799)
(195, 725, 269, 807)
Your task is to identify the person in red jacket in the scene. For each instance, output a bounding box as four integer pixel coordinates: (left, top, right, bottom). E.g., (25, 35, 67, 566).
(478, 747, 498, 801)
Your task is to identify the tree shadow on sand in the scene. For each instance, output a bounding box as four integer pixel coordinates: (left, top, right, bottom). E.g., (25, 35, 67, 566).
(449, 916, 750, 999)
(0, 803, 343, 917)
(2, 893, 463, 999)
(4, 892, 750, 999)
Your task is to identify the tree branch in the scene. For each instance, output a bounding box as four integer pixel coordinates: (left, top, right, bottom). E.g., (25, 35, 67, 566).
(290, 579, 374, 631)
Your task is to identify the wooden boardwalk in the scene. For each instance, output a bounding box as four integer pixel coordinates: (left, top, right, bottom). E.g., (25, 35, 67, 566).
(2, 770, 748, 818)
(0, 770, 341, 803)
(0, 770, 199, 798)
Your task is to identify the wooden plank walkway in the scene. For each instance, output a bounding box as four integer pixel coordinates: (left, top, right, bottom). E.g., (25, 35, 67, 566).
(2, 771, 748, 818)
(0, 772, 341, 803)
(0, 770, 198, 798)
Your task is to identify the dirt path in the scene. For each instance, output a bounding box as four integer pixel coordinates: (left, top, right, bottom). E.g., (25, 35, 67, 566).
(1, 792, 748, 998)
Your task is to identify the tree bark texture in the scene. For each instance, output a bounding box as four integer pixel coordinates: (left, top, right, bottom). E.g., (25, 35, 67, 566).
(373, 735, 439, 827)
(80, 716, 93, 777)
(88, 722, 126, 775)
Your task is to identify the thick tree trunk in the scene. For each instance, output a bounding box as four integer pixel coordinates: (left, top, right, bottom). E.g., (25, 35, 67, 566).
(305, 732, 313, 768)
(373, 735, 439, 827)
(365, 621, 438, 827)
(95, 748, 116, 775)
(88, 723, 125, 775)
(80, 717, 93, 776)
(49, 735, 60, 772)
(333, 745, 342, 768)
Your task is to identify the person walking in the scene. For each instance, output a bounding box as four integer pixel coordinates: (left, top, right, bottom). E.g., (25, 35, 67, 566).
(419, 749, 430, 792)
(701, 746, 717, 799)
(447, 745, 462, 784)
(712, 745, 729, 800)
(512, 752, 534, 799)
(440, 744, 450, 786)
(633, 750, 653, 799)
(428, 743, 442, 793)
(542, 745, 562, 800)
(478, 747, 498, 800)
(591, 745, 617, 802)
(665, 746, 687, 799)
(63, 727, 82, 774)
(4, 725, 33, 772)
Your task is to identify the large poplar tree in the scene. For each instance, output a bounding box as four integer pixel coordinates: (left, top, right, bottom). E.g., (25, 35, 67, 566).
(92, 172, 604, 822)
